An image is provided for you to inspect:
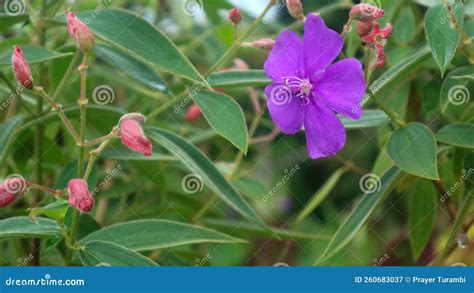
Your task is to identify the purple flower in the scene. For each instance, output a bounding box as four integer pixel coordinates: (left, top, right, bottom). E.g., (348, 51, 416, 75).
(264, 14, 366, 159)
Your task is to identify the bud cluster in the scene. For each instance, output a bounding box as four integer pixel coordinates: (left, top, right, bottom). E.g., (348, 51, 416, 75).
(350, 4, 392, 68)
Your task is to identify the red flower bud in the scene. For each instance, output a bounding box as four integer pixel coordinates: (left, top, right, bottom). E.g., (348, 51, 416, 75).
(0, 176, 27, 208)
(119, 115, 152, 156)
(228, 8, 242, 26)
(357, 21, 374, 38)
(252, 38, 275, 51)
(11, 46, 33, 90)
(66, 12, 95, 54)
(185, 104, 202, 122)
(349, 4, 384, 22)
(68, 179, 94, 212)
(286, 0, 304, 20)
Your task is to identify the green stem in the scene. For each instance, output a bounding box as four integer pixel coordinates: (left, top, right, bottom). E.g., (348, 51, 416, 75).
(34, 87, 81, 143)
(65, 55, 90, 266)
(366, 89, 407, 128)
(31, 0, 49, 267)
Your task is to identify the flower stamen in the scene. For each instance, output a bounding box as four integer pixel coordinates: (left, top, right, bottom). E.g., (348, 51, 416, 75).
(282, 76, 313, 103)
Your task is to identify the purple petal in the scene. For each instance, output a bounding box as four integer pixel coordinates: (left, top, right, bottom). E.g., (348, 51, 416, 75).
(312, 59, 366, 119)
(304, 14, 343, 78)
(264, 31, 303, 82)
(265, 85, 304, 135)
(304, 103, 346, 159)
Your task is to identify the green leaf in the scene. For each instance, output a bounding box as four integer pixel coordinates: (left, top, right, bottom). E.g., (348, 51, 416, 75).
(318, 166, 404, 262)
(204, 218, 331, 242)
(440, 66, 474, 114)
(60, 8, 204, 83)
(29, 199, 69, 222)
(0, 46, 73, 65)
(387, 123, 439, 180)
(425, 5, 464, 76)
(0, 217, 61, 241)
(208, 70, 271, 88)
(233, 177, 268, 200)
(436, 123, 474, 149)
(0, 14, 29, 32)
(145, 128, 268, 230)
(394, 7, 416, 44)
(194, 90, 248, 153)
(0, 116, 23, 163)
(409, 179, 438, 260)
(94, 44, 168, 92)
(364, 46, 431, 101)
(78, 241, 158, 266)
(339, 110, 390, 129)
(294, 168, 346, 225)
(80, 219, 245, 251)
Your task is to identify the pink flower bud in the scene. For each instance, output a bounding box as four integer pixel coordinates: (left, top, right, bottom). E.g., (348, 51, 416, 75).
(0, 176, 27, 208)
(11, 46, 33, 90)
(185, 104, 202, 122)
(286, 0, 304, 20)
(120, 116, 152, 156)
(252, 38, 275, 51)
(357, 21, 374, 38)
(228, 8, 242, 26)
(233, 58, 250, 70)
(349, 4, 384, 22)
(68, 179, 94, 212)
(66, 12, 95, 54)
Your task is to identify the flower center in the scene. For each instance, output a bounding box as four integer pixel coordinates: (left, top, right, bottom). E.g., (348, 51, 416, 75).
(282, 76, 312, 105)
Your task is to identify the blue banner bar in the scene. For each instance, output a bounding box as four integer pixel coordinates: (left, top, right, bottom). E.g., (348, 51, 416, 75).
(0, 267, 472, 292)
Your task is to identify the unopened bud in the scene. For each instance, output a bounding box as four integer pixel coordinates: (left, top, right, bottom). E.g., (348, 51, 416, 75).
(252, 38, 275, 51)
(185, 104, 202, 122)
(11, 46, 33, 90)
(0, 176, 27, 208)
(349, 4, 384, 22)
(68, 179, 94, 212)
(119, 114, 152, 156)
(233, 58, 250, 70)
(228, 8, 241, 26)
(66, 12, 96, 54)
(286, 0, 304, 20)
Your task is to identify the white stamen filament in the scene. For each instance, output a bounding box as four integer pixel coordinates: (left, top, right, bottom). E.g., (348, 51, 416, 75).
(282, 76, 312, 104)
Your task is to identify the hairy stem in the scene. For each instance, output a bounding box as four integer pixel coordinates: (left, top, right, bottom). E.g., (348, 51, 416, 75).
(33, 87, 81, 143)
